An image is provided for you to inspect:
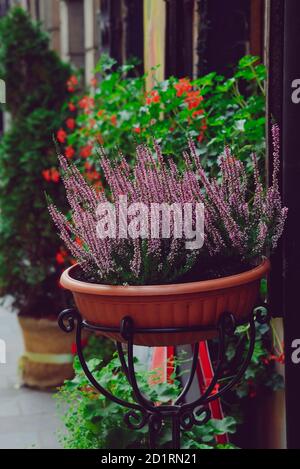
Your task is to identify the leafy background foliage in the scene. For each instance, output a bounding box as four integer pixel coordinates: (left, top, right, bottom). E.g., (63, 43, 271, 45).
(57, 316, 283, 450)
(56, 350, 237, 450)
(60, 54, 265, 180)
(0, 8, 71, 316)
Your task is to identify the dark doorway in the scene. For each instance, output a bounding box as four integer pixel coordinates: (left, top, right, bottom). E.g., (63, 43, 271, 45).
(198, 0, 260, 76)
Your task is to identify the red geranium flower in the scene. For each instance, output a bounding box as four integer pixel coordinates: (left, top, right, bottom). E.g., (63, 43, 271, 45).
(57, 128, 67, 143)
(69, 75, 78, 85)
(197, 132, 205, 143)
(84, 161, 92, 171)
(79, 97, 88, 109)
(67, 75, 78, 92)
(185, 90, 203, 110)
(110, 114, 117, 126)
(152, 90, 160, 103)
(146, 90, 160, 105)
(86, 170, 101, 182)
(66, 118, 76, 130)
(68, 102, 76, 112)
(42, 169, 51, 182)
(42, 168, 60, 183)
(56, 252, 65, 265)
(80, 145, 93, 158)
(65, 146, 75, 159)
(192, 109, 204, 118)
(51, 168, 60, 183)
(79, 96, 95, 110)
(174, 78, 192, 97)
(133, 126, 141, 134)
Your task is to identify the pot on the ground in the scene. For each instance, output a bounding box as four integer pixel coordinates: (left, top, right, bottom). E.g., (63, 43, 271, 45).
(60, 259, 270, 347)
(18, 316, 79, 389)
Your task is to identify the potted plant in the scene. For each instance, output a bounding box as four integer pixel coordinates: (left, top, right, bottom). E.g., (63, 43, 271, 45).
(49, 123, 286, 347)
(0, 8, 79, 388)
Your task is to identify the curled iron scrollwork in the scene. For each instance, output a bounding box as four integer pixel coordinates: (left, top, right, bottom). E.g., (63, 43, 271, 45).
(254, 304, 271, 324)
(180, 406, 211, 431)
(120, 316, 134, 341)
(58, 308, 81, 333)
(124, 409, 149, 430)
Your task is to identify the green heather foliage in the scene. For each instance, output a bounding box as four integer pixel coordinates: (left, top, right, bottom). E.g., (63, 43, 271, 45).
(0, 7, 71, 316)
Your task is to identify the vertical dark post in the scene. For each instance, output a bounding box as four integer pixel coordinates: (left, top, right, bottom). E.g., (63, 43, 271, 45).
(266, 0, 284, 317)
(98, 0, 123, 64)
(165, 0, 194, 78)
(165, 0, 178, 77)
(109, 0, 124, 64)
(282, 0, 300, 449)
(197, 0, 251, 76)
(250, 0, 264, 57)
(98, 0, 110, 56)
(124, 0, 143, 63)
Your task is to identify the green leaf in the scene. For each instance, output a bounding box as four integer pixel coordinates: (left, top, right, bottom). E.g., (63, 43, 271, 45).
(238, 55, 260, 69)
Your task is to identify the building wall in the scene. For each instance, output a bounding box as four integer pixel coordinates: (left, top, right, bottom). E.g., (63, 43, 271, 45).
(0, 0, 265, 82)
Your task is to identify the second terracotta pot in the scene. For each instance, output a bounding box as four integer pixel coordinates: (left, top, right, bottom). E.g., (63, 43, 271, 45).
(18, 316, 76, 389)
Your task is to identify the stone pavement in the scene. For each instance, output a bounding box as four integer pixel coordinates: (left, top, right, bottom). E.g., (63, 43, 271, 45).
(0, 303, 62, 449)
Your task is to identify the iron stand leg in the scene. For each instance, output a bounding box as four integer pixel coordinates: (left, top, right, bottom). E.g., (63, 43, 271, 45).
(172, 414, 181, 449)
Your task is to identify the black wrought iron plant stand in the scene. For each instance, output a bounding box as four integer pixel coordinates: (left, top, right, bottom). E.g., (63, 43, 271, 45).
(58, 305, 270, 449)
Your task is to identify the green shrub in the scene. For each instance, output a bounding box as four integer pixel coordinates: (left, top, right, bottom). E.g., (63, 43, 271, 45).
(0, 7, 70, 119)
(0, 7, 71, 316)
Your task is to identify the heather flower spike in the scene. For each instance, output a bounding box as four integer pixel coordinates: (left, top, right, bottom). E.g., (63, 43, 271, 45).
(193, 124, 287, 259)
(49, 144, 202, 285)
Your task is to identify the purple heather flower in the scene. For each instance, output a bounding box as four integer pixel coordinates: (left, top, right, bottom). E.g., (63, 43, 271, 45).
(49, 128, 287, 284)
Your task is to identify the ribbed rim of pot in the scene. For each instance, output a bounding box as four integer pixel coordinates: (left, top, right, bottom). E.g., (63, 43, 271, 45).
(60, 258, 270, 297)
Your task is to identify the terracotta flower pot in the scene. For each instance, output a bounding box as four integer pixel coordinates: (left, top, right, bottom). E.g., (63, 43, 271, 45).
(60, 258, 270, 347)
(18, 316, 86, 389)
